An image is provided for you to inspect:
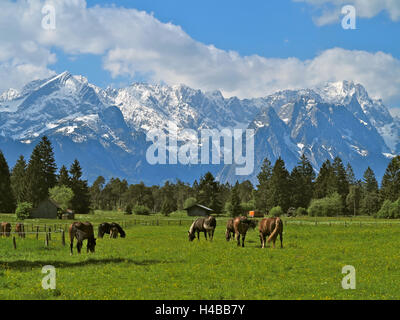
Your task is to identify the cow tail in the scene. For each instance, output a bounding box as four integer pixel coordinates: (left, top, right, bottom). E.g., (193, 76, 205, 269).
(267, 217, 282, 243)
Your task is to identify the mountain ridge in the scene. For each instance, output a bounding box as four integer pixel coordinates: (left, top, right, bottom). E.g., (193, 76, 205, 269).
(0, 72, 398, 185)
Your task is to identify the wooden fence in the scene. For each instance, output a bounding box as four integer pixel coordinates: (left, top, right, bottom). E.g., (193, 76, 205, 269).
(2, 218, 399, 250)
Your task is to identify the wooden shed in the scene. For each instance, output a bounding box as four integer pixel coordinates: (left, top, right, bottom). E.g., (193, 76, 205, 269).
(185, 204, 213, 217)
(30, 199, 63, 219)
(62, 209, 75, 220)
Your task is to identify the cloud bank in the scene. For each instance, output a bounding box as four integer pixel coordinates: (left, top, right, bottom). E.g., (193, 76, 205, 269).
(1, 0, 400, 107)
(294, 0, 400, 25)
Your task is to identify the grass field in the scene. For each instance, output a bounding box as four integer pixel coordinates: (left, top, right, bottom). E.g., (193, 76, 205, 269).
(0, 212, 400, 300)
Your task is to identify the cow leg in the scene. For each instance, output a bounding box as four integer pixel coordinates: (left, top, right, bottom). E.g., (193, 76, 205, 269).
(211, 229, 214, 241)
(260, 233, 266, 248)
(280, 232, 283, 248)
(77, 241, 82, 254)
(197, 231, 200, 241)
(236, 233, 241, 247)
(242, 233, 246, 247)
(70, 238, 74, 255)
(204, 231, 208, 241)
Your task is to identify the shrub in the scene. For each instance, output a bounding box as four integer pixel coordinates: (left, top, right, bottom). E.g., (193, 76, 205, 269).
(15, 202, 32, 220)
(183, 197, 197, 209)
(224, 201, 232, 216)
(296, 207, 308, 216)
(375, 199, 400, 219)
(133, 205, 151, 216)
(241, 200, 256, 213)
(308, 193, 343, 217)
(270, 206, 283, 217)
(389, 199, 400, 219)
(49, 186, 74, 211)
(125, 204, 133, 215)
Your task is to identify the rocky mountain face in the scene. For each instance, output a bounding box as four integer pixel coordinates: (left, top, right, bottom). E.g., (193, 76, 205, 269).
(0, 72, 398, 185)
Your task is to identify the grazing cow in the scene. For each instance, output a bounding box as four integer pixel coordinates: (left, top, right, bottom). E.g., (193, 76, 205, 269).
(15, 223, 25, 238)
(259, 217, 283, 249)
(188, 216, 216, 242)
(69, 222, 96, 255)
(98, 222, 126, 239)
(232, 216, 257, 247)
(1, 222, 11, 237)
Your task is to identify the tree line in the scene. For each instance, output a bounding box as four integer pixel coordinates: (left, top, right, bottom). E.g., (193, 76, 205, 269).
(0, 137, 399, 218)
(0, 136, 91, 216)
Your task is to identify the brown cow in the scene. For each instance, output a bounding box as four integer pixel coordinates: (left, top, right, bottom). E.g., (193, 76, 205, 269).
(69, 222, 96, 255)
(1, 222, 11, 237)
(231, 216, 257, 247)
(259, 217, 283, 249)
(15, 223, 25, 238)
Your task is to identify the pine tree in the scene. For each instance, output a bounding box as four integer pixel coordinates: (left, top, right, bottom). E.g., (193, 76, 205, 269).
(11, 155, 28, 203)
(230, 181, 242, 217)
(90, 176, 105, 210)
(58, 165, 70, 187)
(255, 158, 273, 212)
(0, 150, 16, 213)
(314, 160, 334, 199)
(362, 167, 379, 194)
(40, 136, 57, 188)
(381, 156, 400, 202)
(332, 157, 349, 212)
(290, 154, 315, 209)
(346, 163, 356, 186)
(269, 157, 290, 212)
(26, 136, 58, 207)
(69, 159, 91, 214)
(160, 181, 177, 215)
(197, 172, 222, 213)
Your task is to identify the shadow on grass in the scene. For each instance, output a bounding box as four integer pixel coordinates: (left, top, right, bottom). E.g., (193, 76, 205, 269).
(0, 258, 186, 270)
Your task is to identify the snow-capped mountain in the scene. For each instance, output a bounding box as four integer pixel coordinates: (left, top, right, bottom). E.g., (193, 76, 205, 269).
(0, 72, 398, 185)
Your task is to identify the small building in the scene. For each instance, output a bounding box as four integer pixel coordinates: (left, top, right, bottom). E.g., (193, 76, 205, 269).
(30, 199, 63, 219)
(62, 209, 75, 220)
(248, 210, 264, 218)
(185, 204, 213, 217)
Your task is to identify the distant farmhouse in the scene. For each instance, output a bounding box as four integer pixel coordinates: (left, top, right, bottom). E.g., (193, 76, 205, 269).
(185, 204, 213, 217)
(30, 199, 74, 220)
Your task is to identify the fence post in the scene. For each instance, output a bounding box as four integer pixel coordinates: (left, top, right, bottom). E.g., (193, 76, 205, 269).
(48, 228, 51, 241)
(45, 233, 49, 247)
(13, 236, 16, 250)
(36, 226, 39, 240)
(62, 230, 65, 246)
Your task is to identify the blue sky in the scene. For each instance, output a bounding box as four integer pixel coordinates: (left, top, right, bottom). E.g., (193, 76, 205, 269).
(1, 0, 400, 111)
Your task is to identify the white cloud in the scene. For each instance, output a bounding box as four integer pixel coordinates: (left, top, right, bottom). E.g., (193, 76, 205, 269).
(294, 0, 400, 25)
(0, 0, 400, 107)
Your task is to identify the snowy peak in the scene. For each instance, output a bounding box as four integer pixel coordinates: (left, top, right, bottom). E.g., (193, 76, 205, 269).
(0, 72, 398, 185)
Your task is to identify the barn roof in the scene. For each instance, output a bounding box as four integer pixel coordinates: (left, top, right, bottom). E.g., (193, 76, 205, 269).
(184, 204, 213, 212)
(46, 198, 62, 209)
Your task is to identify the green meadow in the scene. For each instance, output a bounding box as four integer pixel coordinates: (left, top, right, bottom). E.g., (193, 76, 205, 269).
(0, 212, 400, 300)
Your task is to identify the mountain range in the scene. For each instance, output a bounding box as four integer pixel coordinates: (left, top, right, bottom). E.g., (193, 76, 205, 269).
(0, 71, 398, 185)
